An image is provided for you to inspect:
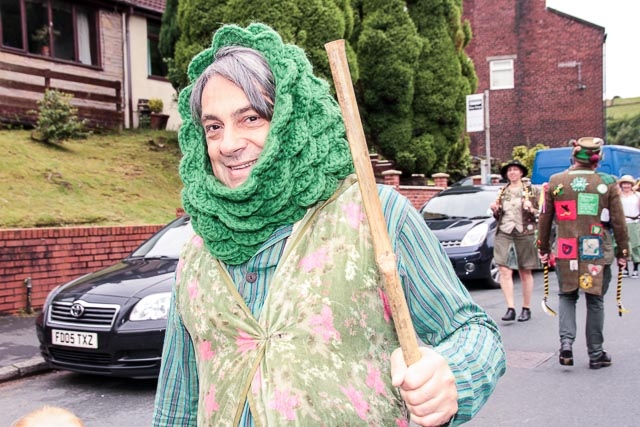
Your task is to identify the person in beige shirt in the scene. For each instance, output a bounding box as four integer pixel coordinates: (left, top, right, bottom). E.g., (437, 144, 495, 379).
(490, 159, 540, 322)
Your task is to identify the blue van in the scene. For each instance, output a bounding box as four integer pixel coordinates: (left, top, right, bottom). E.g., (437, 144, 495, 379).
(530, 145, 640, 185)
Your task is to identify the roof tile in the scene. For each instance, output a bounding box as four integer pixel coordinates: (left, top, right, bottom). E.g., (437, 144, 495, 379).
(128, 0, 166, 14)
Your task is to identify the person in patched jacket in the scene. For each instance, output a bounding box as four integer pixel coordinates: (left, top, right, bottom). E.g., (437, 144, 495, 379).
(537, 137, 629, 370)
(490, 159, 540, 322)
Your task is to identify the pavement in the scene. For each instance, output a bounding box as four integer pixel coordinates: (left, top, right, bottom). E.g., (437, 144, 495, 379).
(0, 313, 50, 383)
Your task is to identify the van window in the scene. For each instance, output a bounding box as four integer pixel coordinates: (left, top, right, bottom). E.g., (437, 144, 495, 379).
(612, 149, 640, 178)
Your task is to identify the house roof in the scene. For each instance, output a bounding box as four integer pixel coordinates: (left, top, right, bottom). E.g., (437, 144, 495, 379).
(547, 7, 605, 33)
(133, 0, 166, 13)
(118, 0, 166, 14)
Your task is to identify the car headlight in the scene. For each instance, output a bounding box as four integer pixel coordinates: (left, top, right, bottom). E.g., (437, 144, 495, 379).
(460, 223, 489, 247)
(130, 292, 171, 321)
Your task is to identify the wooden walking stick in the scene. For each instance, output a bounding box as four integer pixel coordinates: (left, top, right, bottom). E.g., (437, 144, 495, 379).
(325, 39, 421, 365)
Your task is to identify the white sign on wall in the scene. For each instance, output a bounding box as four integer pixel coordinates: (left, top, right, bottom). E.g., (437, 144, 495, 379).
(466, 94, 485, 133)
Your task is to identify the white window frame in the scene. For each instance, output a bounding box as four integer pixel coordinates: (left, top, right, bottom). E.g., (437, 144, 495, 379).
(489, 59, 514, 90)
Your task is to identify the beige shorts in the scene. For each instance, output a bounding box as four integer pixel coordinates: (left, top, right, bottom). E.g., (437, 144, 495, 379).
(494, 230, 539, 270)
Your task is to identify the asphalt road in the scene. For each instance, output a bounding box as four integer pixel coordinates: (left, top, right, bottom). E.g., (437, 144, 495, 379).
(0, 370, 156, 426)
(467, 270, 640, 426)
(1, 270, 639, 426)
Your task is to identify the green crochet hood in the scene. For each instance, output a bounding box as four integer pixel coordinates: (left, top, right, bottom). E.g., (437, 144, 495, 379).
(178, 23, 354, 265)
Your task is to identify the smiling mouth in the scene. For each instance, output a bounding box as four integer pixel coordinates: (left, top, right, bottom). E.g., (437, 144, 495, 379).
(229, 160, 257, 171)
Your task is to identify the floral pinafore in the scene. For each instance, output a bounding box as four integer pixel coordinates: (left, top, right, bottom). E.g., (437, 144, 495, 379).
(175, 177, 408, 426)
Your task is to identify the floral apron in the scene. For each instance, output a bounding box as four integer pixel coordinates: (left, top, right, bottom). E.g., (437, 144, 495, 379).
(176, 177, 408, 426)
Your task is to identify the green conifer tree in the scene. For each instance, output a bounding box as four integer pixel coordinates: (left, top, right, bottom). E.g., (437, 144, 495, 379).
(223, 0, 352, 84)
(406, 0, 475, 177)
(170, 0, 229, 91)
(159, 0, 182, 91)
(355, 0, 422, 174)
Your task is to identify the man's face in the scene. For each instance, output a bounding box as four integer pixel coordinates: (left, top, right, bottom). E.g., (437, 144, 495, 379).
(199, 75, 271, 188)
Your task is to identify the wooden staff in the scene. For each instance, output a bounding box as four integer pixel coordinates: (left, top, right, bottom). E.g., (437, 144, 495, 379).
(325, 39, 421, 365)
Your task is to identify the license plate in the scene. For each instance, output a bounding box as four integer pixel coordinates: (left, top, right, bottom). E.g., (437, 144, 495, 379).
(52, 329, 98, 349)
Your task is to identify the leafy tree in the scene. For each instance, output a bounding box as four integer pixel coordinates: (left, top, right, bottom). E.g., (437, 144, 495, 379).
(607, 114, 640, 147)
(406, 0, 475, 177)
(355, 0, 422, 173)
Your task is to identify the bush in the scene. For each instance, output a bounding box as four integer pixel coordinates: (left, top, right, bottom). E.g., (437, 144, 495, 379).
(511, 143, 548, 177)
(608, 114, 640, 147)
(32, 89, 89, 143)
(148, 98, 164, 113)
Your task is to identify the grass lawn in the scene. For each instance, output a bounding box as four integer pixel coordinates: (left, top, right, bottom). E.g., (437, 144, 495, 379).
(3, 95, 637, 229)
(0, 128, 183, 228)
(607, 96, 640, 120)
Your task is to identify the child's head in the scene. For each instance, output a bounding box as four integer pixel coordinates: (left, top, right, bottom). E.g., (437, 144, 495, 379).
(12, 406, 84, 427)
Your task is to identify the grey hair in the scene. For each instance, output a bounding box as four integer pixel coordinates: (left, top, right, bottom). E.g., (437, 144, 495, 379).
(190, 46, 276, 123)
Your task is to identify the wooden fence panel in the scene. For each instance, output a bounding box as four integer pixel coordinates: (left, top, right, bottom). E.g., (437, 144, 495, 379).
(0, 61, 123, 130)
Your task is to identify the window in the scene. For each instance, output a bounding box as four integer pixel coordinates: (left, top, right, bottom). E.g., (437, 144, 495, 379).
(147, 19, 167, 78)
(0, 0, 24, 49)
(0, 0, 98, 66)
(490, 59, 514, 90)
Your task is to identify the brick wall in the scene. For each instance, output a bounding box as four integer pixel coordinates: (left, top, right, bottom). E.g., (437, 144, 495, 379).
(0, 184, 444, 315)
(0, 225, 162, 315)
(463, 0, 606, 164)
(400, 186, 439, 210)
(381, 170, 443, 210)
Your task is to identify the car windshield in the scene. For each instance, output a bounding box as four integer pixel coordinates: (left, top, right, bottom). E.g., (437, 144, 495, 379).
(422, 189, 498, 219)
(129, 217, 195, 259)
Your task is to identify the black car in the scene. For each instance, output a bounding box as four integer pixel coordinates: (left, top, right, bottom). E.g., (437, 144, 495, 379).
(420, 185, 501, 288)
(35, 215, 194, 379)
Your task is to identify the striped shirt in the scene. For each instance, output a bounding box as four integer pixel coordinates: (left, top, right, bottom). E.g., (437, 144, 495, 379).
(152, 185, 506, 426)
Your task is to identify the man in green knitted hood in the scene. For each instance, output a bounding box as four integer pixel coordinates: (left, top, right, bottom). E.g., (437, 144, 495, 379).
(153, 23, 505, 427)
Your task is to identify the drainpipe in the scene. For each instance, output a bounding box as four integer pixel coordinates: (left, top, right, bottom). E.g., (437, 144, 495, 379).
(24, 277, 33, 314)
(122, 7, 134, 128)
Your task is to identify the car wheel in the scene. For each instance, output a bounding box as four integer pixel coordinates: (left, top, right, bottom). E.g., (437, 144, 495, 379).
(486, 257, 501, 289)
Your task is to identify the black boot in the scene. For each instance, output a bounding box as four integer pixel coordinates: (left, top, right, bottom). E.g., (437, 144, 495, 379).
(559, 342, 573, 366)
(517, 307, 531, 322)
(589, 351, 612, 369)
(501, 308, 516, 321)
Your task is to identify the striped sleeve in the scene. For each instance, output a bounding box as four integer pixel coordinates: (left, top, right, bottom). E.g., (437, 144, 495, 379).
(152, 290, 199, 426)
(379, 186, 506, 425)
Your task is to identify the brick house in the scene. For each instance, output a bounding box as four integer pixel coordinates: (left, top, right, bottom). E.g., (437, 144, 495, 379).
(463, 0, 606, 164)
(0, 0, 179, 130)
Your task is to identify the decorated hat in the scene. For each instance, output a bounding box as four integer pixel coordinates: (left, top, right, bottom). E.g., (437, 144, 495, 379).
(500, 159, 528, 179)
(572, 137, 604, 164)
(618, 174, 635, 185)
